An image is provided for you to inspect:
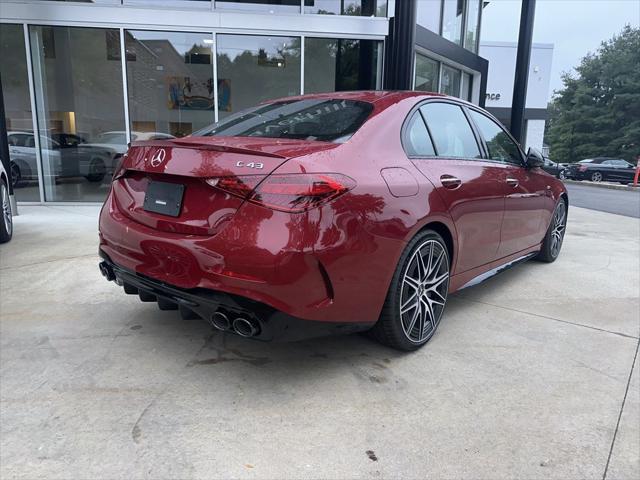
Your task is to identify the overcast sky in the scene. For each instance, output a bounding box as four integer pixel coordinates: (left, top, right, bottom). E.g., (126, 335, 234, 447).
(481, 0, 640, 96)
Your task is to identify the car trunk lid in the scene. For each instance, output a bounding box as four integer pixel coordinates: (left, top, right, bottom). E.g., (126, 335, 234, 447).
(111, 137, 338, 235)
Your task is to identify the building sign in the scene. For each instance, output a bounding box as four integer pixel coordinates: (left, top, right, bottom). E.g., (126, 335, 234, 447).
(486, 93, 501, 101)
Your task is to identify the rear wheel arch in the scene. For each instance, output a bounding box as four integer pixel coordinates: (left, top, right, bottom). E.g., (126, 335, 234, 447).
(415, 220, 455, 269)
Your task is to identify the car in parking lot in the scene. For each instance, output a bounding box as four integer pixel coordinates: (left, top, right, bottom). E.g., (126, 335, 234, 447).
(541, 156, 567, 179)
(98, 91, 568, 351)
(565, 157, 635, 183)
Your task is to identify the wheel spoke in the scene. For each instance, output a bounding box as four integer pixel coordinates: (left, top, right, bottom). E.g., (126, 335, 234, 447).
(403, 275, 420, 291)
(427, 271, 448, 291)
(400, 293, 419, 314)
(422, 242, 433, 282)
(428, 250, 444, 279)
(405, 305, 420, 336)
(422, 297, 435, 333)
(417, 248, 428, 282)
(419, 297, 431, 339)
(430, 289, 446, 305)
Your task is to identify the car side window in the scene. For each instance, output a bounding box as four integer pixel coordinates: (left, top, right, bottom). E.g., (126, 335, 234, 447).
(602, 160, 615, 165)
(468, 110, 523, 165)
(404, 111, 436, 157)
(420, 103, 481, 159)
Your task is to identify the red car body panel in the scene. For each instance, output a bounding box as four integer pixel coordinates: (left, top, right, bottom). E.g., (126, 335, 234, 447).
(99, 91, 567, 327)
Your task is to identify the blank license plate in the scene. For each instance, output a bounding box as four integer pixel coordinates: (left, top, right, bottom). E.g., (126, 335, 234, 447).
(143, 181, 185, 217)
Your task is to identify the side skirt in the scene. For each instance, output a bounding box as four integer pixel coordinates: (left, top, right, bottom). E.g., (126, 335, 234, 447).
(456, 252, 538, 291)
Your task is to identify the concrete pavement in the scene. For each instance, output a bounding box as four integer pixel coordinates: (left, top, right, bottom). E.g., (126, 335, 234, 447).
(0, 205, 638, 479)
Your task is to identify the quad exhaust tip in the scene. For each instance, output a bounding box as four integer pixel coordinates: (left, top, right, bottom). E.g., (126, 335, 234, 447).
(232, 317, 260, 338)
(211, 311, 231, 331)
(99, 261, 115, 282)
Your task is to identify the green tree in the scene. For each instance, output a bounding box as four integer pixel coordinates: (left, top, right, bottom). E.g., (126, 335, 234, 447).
(546, 25, 640, 163)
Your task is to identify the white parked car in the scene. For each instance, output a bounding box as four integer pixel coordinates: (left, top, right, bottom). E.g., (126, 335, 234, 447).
(8, 131, 121, 185)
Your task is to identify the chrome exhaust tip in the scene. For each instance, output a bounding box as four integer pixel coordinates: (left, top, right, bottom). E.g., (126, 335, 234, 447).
(210, 311, 231, 331)
(232, 317, 260, 338)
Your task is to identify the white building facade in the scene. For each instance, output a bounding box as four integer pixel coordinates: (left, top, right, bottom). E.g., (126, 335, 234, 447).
(479, 41, 554, 153)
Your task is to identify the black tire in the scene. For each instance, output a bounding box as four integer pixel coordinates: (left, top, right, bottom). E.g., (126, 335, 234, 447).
(371, 229, 450, 351)
(536, 198, 567, 263)
(86, 158, 106, 183)
(0, 178, 13, 244)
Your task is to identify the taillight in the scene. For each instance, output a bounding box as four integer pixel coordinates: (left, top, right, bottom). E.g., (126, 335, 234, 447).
(207, 173, 355, 213)
(206, 176, 264, 198)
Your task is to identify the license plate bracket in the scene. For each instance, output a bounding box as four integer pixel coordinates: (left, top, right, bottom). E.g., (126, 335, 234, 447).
(143, 181, 185, 217)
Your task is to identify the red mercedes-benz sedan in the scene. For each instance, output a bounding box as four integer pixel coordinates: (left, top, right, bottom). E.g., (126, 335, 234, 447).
(98, 91, 567, 351)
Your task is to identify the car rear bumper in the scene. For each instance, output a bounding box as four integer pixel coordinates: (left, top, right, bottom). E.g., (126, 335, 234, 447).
(99, 250, 373, 341)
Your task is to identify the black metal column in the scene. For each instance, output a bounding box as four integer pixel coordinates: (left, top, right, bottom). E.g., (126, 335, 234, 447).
(384, 0, 417, 90)
(510, 0, 536, 144)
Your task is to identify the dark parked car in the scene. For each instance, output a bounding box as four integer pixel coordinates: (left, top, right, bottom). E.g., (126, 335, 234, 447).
(566, 157, 635, 183)
(98, 91, 568, 351)
(541, 157, 567, 179)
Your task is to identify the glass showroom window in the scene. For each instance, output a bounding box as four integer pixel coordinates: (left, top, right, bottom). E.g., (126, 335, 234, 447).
(441, 0, 464, 46)
(216, 34, 301, 119)
(305, 0, 387, 16)
(125, 30, 215, 138)
(304, 38, 382, 94)
(1, 24, 40, 201)
(29, 26, 126, 202)
(216, 0, 301, 13)
(440, 64, 461, 97)
(414, 53, 439, 92)
(416, 0, 442, 33)
(464, 0, 481, 53)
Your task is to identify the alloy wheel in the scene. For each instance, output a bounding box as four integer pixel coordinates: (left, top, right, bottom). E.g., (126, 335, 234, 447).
(1, 183, 12, 236)
(591, 171, 603, 182)
(399, 239, 449, 343)
(559, 170, 566, 180)
(550, 203, 566, 258)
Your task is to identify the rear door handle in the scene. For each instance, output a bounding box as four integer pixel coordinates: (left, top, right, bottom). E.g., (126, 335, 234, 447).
(440, 175, 462, 189)
(506, 177, 519, 187)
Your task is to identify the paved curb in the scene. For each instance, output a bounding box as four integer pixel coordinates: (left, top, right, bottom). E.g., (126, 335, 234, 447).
(563, 179, 640, 192)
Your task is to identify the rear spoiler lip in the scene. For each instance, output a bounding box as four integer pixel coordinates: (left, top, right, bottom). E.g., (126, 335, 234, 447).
(130, 139, 287, 159)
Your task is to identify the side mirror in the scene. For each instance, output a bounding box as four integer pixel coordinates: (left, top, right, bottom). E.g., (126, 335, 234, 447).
(525, 148, 545, 168)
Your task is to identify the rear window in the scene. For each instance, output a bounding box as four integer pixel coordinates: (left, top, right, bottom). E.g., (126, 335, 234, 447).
(193, 99, 373, 143)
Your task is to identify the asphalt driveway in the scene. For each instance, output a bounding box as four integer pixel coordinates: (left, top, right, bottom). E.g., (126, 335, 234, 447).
(0, 205, 638, 479)
(565, 182, 640, 218)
